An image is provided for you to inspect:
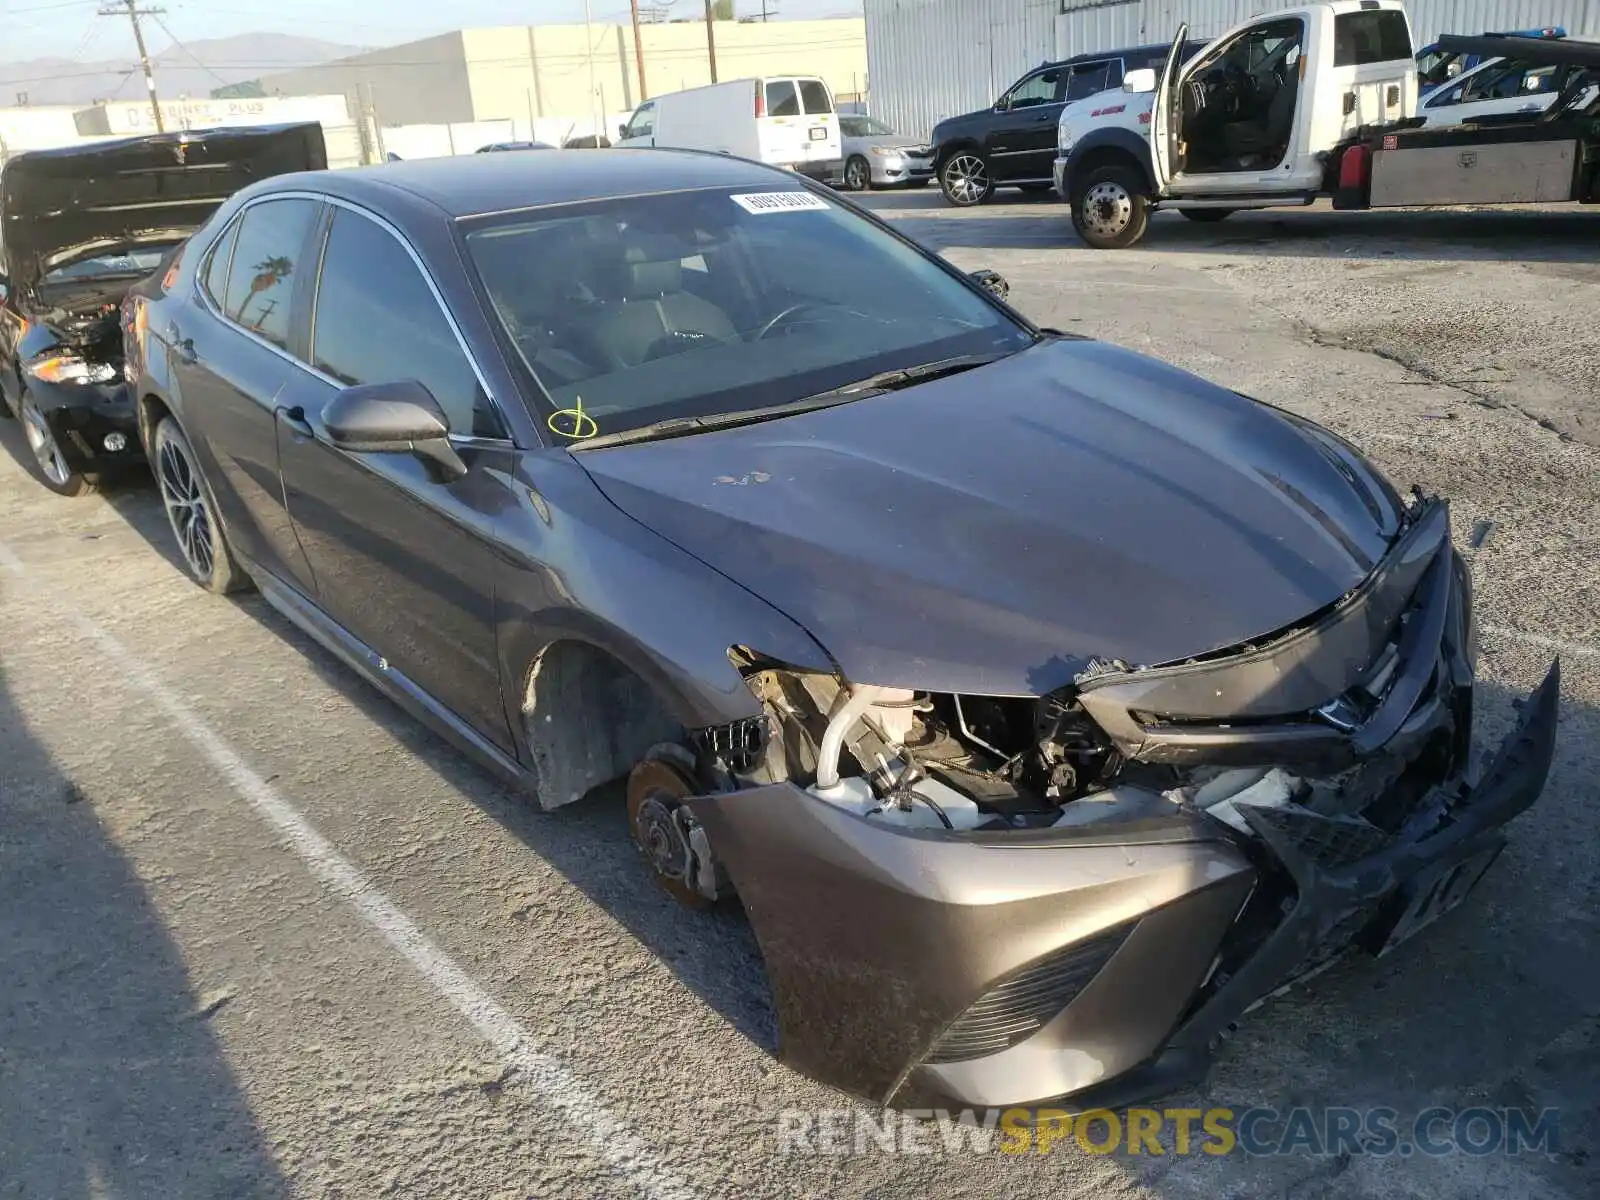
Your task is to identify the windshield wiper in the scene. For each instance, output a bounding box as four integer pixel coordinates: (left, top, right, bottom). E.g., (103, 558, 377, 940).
(570, 352, 1010, 451)
(573, 393, 868, 450)
(811, 351, 1011, 398)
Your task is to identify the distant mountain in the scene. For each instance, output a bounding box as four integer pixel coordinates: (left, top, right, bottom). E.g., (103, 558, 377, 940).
(0, 34, 365, 108)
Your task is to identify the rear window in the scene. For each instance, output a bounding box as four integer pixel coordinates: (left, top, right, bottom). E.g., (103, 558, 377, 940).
(1333, 11, 1413, 66)
(799, 79, 834, 115)
(765, 81, 800, 117)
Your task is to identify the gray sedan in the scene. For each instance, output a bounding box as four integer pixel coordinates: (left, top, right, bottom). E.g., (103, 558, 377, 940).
(839, 115, 933, 190)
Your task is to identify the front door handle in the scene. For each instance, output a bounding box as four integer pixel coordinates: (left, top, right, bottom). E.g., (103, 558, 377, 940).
(276, 405, 314, 440)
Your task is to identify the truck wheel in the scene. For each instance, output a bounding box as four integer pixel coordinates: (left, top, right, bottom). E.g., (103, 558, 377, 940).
(1181, 209, 1235, 223)
(1071, 164, 1151, 250)
(940, 152, 993, 207)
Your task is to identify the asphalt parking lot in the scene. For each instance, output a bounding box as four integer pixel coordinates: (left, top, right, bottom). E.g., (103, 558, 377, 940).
(2, 193, 1597, 1200)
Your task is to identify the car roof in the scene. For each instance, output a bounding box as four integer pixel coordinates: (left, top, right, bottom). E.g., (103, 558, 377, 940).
(252, 148, 798, 221)
(1042, 41, 1189, 68)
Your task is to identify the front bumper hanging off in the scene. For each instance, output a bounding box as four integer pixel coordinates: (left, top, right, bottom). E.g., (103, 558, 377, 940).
(693, 661, 1557, 1110)
(690, 497, 1559, 1110)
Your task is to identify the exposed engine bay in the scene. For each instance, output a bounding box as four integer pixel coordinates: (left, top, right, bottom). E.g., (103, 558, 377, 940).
(30, 293, 124, 364)
(628, 494, 1480, 918)
(735, 667, 1147, 831)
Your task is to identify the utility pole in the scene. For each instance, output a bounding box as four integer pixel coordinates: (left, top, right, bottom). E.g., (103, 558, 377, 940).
(100, 0, 165, 132)
(629, 0, 648, 101)
(583, 0, 601, 143)
(703, 0, 718, 83)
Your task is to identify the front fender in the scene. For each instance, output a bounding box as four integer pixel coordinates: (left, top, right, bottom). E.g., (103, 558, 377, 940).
(495, 450, 836, 762)
(1065, 127, 1157, 197)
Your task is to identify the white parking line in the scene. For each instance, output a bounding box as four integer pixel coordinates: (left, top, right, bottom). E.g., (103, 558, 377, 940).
(0, 540, 697, 1200)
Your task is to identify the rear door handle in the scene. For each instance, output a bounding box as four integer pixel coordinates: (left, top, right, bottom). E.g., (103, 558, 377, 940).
(276, 404, 314, 439)
(166, 323, 197, 364)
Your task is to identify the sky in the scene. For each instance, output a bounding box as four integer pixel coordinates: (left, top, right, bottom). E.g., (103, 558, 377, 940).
(2, 0, 864, 64)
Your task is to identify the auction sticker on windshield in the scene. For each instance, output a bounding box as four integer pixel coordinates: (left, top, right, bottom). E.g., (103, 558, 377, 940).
(730, 191, 830, 213)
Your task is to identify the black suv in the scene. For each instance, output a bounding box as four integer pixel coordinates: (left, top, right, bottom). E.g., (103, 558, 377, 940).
(931, 41, 1206, 206)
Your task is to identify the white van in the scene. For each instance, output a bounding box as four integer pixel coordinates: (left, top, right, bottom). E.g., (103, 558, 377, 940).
(615, 77, 844, 184)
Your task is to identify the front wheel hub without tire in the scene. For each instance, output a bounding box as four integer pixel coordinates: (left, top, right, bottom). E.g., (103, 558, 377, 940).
(626, 757, 719, 909)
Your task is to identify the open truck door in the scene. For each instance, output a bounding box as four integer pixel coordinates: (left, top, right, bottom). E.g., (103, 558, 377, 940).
(1149, 22, 1188, 194)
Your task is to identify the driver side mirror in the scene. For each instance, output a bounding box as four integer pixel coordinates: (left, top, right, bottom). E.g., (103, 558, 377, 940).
(322, 380, 468, 482)
(993, 95, 1011, 112)
(618, 123, 630, 139)
(1123, 68, 1158, 94)
(968, 269, 1010, 301)
(0, 275, 9, 305)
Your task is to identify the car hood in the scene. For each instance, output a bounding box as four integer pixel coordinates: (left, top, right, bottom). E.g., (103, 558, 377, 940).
(0, 122, 327, 293)
(577, 339, 1403, 697)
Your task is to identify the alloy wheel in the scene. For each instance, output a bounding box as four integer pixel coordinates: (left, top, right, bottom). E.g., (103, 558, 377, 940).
(157, 435, 216, 581)
(943, 154, 989, 205)
(1080, 179, 1133, 239)
(845, 157, 870, 191)
(20, 399, 72, 488)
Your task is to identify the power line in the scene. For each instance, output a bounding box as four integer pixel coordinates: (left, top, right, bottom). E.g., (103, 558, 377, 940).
(150, 12, 233, 89)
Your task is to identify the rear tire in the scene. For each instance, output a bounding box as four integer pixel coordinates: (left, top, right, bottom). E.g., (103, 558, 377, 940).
(1181, 208, 1236, 223)
(19, 390, 97, 497)
(1070, 163, 1151, 250)
(842, 155, 872, 192)
(939, 151, 993, 207)
(152, 416, 249, 594)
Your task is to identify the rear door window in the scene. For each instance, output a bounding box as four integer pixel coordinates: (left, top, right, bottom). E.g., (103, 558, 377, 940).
(1333, 11, 1414, 65)
(798, 79, 834, 114)
(201, 218, 240, 306)
(222, 198, 321, 350)
(1065, 60, 1115, 101)
(311, 207, 501, 438)
(765, 81, 800, 117)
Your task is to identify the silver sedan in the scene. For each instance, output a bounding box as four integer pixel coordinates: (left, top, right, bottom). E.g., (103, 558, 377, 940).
(838, 115, 934, 190)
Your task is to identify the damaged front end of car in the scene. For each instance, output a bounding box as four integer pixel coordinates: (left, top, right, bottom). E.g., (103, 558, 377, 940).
(629, 494, 1557, 1109)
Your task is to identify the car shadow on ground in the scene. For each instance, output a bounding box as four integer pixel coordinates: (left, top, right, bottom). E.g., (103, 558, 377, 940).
(0, 660, 289, 1198)
(860, 190, 1600, 265)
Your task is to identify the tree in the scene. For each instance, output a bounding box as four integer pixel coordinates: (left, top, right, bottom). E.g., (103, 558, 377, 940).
(712, 0, 734, 19)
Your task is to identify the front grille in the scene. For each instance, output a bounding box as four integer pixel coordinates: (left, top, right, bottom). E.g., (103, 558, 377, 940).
(1246, 803, 1393, 868)
(925, 924, 1132, 1064)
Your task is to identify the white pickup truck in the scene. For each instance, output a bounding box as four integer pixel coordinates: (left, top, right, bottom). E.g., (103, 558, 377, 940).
(1053, 0, 1600, 247)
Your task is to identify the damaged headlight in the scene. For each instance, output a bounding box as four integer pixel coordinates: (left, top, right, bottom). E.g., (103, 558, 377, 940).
(728, 650, 1154, 834)
(26, 354, 119, 386)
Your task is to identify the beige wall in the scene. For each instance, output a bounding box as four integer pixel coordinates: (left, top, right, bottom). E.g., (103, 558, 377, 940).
(257, 33, 475, 127)
(463, 18, 869, 126)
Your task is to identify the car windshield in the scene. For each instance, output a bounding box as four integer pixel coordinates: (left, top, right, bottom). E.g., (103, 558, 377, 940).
(463, 186, 1033, 445)
(43, 244, 175, 283)
(843, 116, 896, 136)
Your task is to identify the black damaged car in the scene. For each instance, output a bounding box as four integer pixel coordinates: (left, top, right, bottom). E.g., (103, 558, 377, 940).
(0, 123, 326, 495)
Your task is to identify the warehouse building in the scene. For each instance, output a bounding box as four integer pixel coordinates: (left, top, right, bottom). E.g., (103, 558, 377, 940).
(865, 0, 1600, 138)
(256, 17, 869, 143)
